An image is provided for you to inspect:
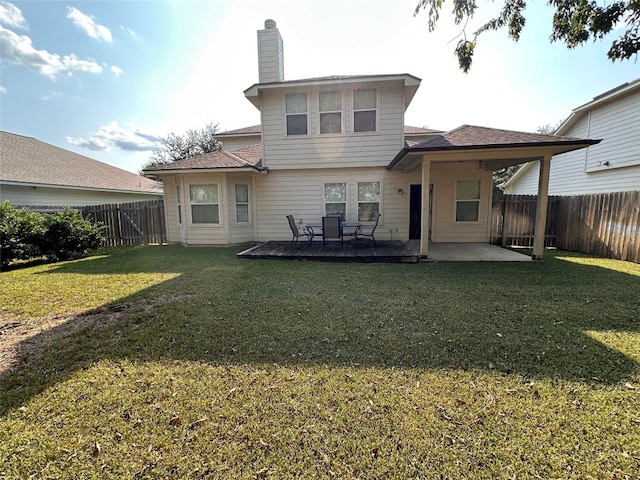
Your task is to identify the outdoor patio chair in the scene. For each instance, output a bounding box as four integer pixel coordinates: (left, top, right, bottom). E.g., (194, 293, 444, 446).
(286, 215, 311, 245)
(354, 213, 381, 246)
(322, 215, 343, 247)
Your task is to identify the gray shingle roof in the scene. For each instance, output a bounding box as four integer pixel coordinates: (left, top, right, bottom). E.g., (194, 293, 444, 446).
(1, 131, 162, 194)
(144, 144, 263, 172)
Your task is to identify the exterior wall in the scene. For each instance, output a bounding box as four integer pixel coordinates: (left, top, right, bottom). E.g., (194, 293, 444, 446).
(429, 162, 494, 243)
(1, 184, 161, 207)
(505, 87, 640, 195)
(220, 135, 261, 152)
(261, 84, 405, 170)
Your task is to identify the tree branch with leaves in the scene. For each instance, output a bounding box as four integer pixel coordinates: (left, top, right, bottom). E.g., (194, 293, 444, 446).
(414, 0, 640, 72)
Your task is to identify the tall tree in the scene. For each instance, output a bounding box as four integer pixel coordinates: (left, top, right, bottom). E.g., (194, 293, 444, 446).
(142, 123, 221, 172)
(414, 0, 640, 72)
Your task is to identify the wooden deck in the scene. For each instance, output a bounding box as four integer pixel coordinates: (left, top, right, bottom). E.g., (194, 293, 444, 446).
(237, 240, 420, 263)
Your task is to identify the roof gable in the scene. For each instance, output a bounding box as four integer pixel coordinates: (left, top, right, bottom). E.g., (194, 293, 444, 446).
(0, 131, 162, 194)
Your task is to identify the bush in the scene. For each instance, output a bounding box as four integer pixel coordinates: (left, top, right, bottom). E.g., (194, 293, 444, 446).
(38, 208, 105, 261)
(0, 202, 105, 267)
(0, 201, 46, 267)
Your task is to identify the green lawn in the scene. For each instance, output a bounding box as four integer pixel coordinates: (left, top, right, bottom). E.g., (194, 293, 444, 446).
(1, 245, 639, 479)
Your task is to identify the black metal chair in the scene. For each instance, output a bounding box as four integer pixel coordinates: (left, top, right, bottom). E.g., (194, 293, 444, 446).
(286, 215, 311, 245)
(355, 213, 380, 246)
(322, 216, 343, 247)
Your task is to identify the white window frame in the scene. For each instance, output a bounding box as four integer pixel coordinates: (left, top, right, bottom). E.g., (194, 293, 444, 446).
(323, 182, 347, 218)
(176, 183, 182, 224)
(454, 179, 481, 223)
(285, 92, 308, 136)
(357, 180, 382, 222)
(234, 183, 250, 224)
(352, 88, 378, 134)
(318, 90, 343, 135)
(189, 184, 220, 225)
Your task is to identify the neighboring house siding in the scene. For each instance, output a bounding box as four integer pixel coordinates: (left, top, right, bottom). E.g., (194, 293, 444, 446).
(261, 86, 404, 170)
(1, 184, 160, 207)
(505, 86, 640, 195)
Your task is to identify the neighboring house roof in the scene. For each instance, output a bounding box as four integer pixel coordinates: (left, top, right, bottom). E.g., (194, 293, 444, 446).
(387, 125, 600, 171)
(0, 131, 162, 194)
(244, 73, 421, 109)
(144, 144, 263, 173)
(404, 126, 443, 135)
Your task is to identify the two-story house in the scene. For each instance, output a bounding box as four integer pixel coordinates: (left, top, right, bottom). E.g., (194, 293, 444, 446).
(145, 20, 597, 259)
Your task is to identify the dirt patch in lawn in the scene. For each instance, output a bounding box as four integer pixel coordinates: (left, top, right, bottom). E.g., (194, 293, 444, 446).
(0, 294, 193, 377)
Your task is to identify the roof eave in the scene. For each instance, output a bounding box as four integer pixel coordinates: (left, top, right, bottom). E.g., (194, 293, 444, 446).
(143, 166, 266, 176)
(0, 179, 163, 195)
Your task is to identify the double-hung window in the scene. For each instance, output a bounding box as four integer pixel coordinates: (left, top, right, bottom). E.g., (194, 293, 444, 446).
(235, 184, 250, 223)
(324, 182, 347, 217)
(357, 181, 380, 222)
(189, 184, 219, 224)
(455, 179, 481, 222)
(285, 93, 308, 135)
(319, 91, 342, 134)
(353, 88, 377, 133)
(176, 184, 182, 224)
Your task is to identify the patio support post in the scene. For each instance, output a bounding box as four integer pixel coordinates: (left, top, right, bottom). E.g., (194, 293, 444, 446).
(420, 158, 431, 258)
(532, 153, 551, 260)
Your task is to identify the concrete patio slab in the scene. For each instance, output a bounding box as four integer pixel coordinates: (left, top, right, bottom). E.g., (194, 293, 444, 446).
(421, 242, 532, 262)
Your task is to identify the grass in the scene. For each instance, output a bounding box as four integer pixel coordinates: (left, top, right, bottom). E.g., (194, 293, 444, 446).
(1, 245, 639, 479)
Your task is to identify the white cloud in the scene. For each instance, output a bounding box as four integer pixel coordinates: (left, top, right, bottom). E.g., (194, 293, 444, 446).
(0, 25, 103, 78)
(110, 65, 123, 77)
(0, 85, 6, 94)
(66, 121, 162, 153)
(66, 7, 113, 43)
(121, 25, 136, 37)
(41, 91, 63, 101)
(0, 1, 27, 29)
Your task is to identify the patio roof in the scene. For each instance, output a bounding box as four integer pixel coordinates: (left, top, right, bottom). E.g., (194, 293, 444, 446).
(387, 125, 600, 173)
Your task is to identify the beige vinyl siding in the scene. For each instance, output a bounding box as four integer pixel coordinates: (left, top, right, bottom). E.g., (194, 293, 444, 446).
(177, 173, 229, 245)
(221, 136, 261, 152)
(162, 177, 180, 244)
(429, 162, 493, 242)
(0, 184, 161, 207)
(228, 174, 255, 244)
(261, 86, 404, 170)
(253, 167, 416, 242)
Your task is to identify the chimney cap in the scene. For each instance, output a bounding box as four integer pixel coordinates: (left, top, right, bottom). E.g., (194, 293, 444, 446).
(264, 19, 276, 29)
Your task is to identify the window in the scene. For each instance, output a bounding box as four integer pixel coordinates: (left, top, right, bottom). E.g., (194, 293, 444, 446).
(285, 93, 308, 135)
(324, 182, 346, 216)
(189, 184, 219, 224)
(176, 184, 182, 224)
(353, 88, 377, 133)
(319, 91, 342, 134)
(358, 181, 380, 222)
(455, 179, 481, 222)
(235, 184, 249, 223)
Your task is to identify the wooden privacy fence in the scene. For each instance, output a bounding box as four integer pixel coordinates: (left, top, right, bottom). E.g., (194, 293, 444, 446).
(556, 191, 640, 264)
(491, 195, 560, 248)
(82, 200, 166, 246)
(491, 192, 640, 263)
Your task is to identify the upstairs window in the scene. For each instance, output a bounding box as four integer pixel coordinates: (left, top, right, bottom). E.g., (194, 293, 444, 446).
(189, 184, 219, 224)
(324, 182, 347, 217)
(455, 179, 481, 222)
(319, 91, 342, 134)
(353, 89, 377, 133)
(357, 181, 380, 221)
(285, 93, 308, 135)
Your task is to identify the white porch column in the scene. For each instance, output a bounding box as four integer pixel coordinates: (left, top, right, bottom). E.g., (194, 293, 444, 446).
(532, 154, 552, 260)
(420, 158, 431, 258)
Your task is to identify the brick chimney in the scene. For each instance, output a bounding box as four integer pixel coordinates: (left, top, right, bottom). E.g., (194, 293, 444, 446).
(257, 19, 284, 83)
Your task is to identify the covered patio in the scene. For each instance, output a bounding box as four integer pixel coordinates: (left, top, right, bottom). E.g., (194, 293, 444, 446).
(237, 241, 531, 263)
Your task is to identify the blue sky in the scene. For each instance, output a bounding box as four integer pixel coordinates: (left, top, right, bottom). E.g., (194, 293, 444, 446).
(1, 0, 638, 173)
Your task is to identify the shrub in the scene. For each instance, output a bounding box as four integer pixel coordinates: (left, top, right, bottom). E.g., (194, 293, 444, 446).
(38, 208, 105, 261)
(0, 201, 46, 267)
(0, 202, 105, 267)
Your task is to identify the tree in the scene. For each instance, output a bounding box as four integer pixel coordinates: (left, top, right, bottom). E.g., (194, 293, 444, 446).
(414, 0, 640, 72)
(142, 123, 221, 172)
